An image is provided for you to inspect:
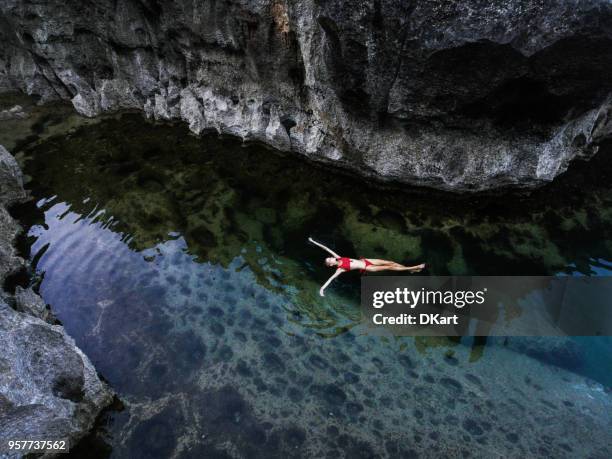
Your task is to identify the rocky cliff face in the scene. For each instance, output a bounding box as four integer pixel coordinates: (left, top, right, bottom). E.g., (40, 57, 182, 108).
(0, 145, 113, 455)
(1, 0, 612, 191)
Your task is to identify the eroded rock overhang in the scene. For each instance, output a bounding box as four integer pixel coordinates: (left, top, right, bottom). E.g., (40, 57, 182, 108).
(0, 0, 611, 191)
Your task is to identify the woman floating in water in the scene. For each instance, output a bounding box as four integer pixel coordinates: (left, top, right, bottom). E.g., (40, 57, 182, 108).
(309, 238, 425, 296)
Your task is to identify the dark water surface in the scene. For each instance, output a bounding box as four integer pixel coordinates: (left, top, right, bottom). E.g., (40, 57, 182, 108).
(13, 114, 612, 458)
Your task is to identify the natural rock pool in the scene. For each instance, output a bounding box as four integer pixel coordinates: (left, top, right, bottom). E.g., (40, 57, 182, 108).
(10, 112, 612, 457)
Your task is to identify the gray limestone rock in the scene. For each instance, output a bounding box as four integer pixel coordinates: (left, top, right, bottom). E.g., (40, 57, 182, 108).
(0, 145, 26, 290)
(1, 0, 612, 191)
(0, 145, 25, 206)
(0, 300, 112, 456)
(14, 286, 54, 324)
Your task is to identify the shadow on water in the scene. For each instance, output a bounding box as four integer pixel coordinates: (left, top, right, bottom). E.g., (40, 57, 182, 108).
(10, 113, 612, 458)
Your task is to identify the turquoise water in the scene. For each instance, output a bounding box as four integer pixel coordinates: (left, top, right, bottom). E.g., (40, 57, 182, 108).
(14, 114, 612, 457)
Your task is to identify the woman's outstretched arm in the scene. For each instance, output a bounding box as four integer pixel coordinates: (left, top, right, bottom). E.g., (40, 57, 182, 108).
(320, 269, 344, 297)
(308, 237, 340, 258)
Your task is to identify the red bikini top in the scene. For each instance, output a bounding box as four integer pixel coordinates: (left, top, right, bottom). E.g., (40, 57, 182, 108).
(337, 257, 351, 270)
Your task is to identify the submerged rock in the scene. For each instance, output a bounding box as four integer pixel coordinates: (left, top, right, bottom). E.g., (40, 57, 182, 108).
(497, 336, 585, 371)
(0, 144, 113, 454)
(1, 1, 612, 191)
(0, 105, 27, 121)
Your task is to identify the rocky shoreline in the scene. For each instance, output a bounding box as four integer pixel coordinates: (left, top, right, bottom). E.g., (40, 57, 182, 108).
(0, 144, 112, 457)
(1, 0, 612, 192)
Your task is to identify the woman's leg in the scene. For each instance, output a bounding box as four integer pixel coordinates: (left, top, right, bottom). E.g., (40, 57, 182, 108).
(390, 262, 413, 269)
(364, 258, 395, 266)
(364, 265, 393, 272)
(388, 264, 425, 272)
(365, 263, 425, 273)
(366, 259, 423, 269)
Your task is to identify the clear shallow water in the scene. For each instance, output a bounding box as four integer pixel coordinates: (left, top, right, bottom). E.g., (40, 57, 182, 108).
(14, 114, 612, 458)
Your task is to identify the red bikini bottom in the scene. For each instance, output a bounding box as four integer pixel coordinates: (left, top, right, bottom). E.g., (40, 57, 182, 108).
(359, 257, 372, 273)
